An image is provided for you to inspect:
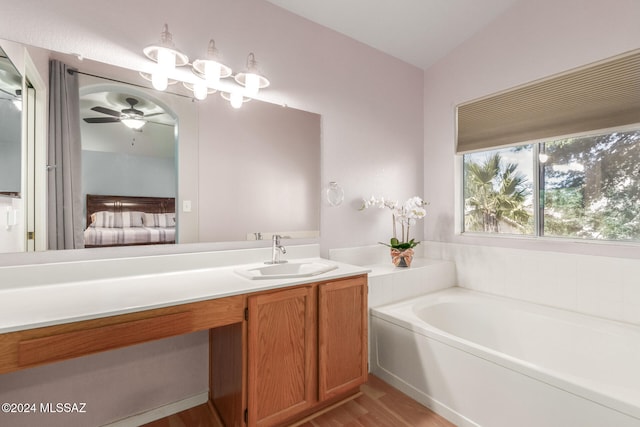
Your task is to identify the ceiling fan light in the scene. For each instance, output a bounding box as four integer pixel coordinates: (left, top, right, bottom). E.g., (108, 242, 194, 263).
(121, 118, 146, 130)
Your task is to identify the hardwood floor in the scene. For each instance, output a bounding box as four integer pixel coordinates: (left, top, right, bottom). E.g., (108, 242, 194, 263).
(143, 375, 455, 427)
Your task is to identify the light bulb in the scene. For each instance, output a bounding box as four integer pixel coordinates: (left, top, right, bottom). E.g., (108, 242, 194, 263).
(230, 92, 243, 109)
(244, 73, 260, 96)
(204, 61, 221, 85)
(193, 80, 208, 101)
(157, 48, 176, 73)
(539, 153, 549, 163)
(152, 72, 169, 91)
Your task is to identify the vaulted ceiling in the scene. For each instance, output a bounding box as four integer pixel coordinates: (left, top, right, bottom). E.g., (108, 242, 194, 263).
(266, 0, 521, 69)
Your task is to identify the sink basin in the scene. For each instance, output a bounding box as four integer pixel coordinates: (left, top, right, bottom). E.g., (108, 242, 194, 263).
(235, 261, 338, 280)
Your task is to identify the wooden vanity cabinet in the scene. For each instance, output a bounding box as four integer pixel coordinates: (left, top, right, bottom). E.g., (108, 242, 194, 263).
(246, 275, 368, 427)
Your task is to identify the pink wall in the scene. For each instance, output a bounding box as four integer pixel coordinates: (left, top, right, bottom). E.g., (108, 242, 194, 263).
(423, 0, 640, 258)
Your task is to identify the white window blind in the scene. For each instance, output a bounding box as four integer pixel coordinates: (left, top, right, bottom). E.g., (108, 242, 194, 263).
(456, 50, 640, 154)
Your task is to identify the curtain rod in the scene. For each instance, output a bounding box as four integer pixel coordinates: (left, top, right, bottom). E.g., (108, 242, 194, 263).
(67, 68, 193, 99)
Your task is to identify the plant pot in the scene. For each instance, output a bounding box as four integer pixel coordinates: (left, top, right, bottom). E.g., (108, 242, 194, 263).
(390, 248, 414, 268)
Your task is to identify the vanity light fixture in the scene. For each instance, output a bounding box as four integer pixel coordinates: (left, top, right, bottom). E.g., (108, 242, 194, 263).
(143, 25, 271, 108)
(234, 53, 270, 96)
(143, 24, 189, 91)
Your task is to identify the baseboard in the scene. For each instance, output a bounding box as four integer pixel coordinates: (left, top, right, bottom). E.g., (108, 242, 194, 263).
(102, 392, 209, 427)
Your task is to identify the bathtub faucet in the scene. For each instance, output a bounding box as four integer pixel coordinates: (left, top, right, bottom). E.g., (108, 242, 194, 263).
(266, 234, 287, 264)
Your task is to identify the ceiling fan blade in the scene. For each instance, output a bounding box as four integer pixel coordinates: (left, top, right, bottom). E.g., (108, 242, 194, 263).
(143, 112, 165, 118)
(91, 106, 121, 117)
(84, 117, 121, 123)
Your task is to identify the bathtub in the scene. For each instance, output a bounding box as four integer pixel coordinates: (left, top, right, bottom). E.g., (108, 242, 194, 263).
(370, 287, 640, 427)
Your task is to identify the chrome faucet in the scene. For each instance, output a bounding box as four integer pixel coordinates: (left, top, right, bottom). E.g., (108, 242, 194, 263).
(267, 234, 287, 264)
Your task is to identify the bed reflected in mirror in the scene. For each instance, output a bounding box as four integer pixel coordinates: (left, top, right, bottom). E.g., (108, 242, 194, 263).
(79, 87, 178, 248)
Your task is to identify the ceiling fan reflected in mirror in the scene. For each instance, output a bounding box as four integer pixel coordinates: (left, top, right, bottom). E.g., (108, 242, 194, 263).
(83, 97, 166, 131)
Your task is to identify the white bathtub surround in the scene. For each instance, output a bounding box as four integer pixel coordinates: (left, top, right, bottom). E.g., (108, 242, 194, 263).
(423, 241, 640, 326)
(329, 245, 456, 307)
(371, 288, 640, 427)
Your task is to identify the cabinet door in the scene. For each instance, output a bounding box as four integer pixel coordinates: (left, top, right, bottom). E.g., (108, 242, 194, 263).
(247, 286, 316, 427)
(318, 276, 368, 400)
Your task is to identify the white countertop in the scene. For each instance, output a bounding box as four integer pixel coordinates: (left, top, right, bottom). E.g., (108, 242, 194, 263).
(0, 257, 369, 334)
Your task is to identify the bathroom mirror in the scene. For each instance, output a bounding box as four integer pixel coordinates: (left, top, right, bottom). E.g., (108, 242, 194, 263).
(0, 40, 321, 255)
(0, 46, 23, 198)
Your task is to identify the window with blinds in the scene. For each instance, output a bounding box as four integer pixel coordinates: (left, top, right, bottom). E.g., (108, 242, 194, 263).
(459, 50, 640, 242)
(456, 50, 640, 154)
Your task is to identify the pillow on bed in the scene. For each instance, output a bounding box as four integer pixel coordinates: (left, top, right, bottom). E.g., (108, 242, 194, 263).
(90, 211, 144, 228)
(143, 212, 176, 228)
(118, 211, 145, 228)
(90, 211, 115, 228)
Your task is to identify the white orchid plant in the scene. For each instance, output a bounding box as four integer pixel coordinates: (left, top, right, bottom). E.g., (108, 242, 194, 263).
(359, 195, 428, 250)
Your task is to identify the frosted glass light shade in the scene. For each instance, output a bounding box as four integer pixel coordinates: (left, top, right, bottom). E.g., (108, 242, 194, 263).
(205, 62, 222, 84)
(221, 91, 251, 109)
(151, 72, 169, 91)
(244, 73, 260, 96)
(156, 48, 176, 73)
(121, 118, 146, 130)
(234, 53, 269, 95)
(193, 80, 208, 100)
(183, 81, 217, 100)
(230, 92, 243, 109)
(192, 40, 232, 86)
(143, 24, 189, 86)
